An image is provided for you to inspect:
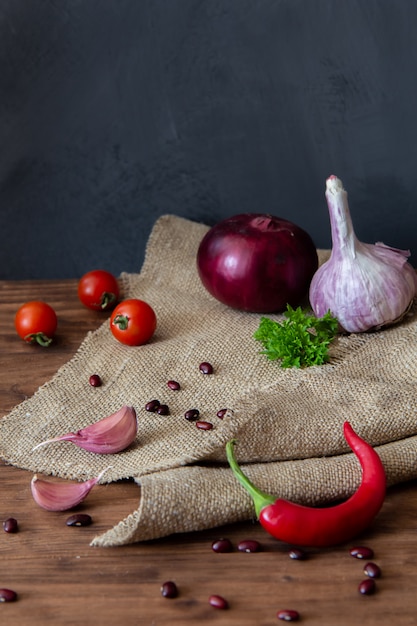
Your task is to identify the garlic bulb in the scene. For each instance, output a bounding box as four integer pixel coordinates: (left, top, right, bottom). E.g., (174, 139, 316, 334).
(309, 175, 417, 333)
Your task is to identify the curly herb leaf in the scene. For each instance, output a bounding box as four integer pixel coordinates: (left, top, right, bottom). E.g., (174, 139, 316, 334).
(253, 305, 339, 368)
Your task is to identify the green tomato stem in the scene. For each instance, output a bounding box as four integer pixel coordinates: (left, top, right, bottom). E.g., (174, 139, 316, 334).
(225, 440, 276, 518)
(25, 332, 53, 347)
(113, 314, 129, 330)
(100, 292, 117, 310)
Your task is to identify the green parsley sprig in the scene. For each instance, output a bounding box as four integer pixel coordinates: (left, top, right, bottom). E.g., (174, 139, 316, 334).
(253, 305, 339, 368)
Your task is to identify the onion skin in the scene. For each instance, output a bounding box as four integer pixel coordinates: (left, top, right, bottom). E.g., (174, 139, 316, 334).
(197, 213, 318, 313)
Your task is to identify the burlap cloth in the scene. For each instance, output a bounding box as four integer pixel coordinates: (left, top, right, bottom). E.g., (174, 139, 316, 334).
(1, 215, 417, 547)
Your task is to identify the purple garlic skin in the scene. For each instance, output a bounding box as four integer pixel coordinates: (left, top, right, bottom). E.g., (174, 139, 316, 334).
(309, 175, 417, 333)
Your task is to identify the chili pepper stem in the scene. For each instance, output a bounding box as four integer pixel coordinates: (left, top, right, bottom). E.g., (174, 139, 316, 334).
(226, 440, 276, 517)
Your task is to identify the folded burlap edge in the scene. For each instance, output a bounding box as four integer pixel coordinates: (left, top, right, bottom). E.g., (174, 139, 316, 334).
(91, 433, 417, 546)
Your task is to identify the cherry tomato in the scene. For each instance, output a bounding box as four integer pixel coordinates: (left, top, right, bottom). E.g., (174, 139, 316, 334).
(78, 270, 120, 311)
(14, 301, 58, 346)
(110, 299, 157, 346)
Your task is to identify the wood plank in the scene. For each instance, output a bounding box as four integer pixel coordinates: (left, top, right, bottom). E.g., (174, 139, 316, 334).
(1, 279, 416, 625)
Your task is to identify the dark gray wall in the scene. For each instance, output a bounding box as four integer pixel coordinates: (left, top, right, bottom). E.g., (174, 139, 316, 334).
(1, 0, 417, 279)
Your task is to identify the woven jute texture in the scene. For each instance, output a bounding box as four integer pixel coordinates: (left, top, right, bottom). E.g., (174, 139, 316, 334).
(1, 214, 417, 547)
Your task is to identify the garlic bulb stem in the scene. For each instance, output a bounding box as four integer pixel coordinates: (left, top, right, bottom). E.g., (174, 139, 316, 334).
(326, 175, 357, 258)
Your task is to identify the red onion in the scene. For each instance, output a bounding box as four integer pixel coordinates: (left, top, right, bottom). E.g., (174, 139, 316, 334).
(196, 214, 318, 313)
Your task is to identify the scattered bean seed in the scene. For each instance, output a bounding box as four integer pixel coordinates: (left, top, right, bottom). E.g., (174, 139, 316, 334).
(209, 594, 228, 609)
(216, 408, 227, 419)
(157, 404, 170, 415)
(167, 380, 181, 391)
(350, 546, 374, 560)
(364, 562, 381, 579)
(288, 548, 307, 560)
(277, 609, 300, 621)
(0, 589, 17, 602)
(199, 362, 214, 375)
(3, 517, 18, 533)
(196, 420, 213, 430)
(211, 538, 233, 553)
(145, 399, 160, 412)
(184, 409, 199, 421)
(161, 581, 178, 599)
(237, 539, 261, 553)
(66, 514, 93, 527)
(358, 578, 376, 595)
(89, 374, 102, 387)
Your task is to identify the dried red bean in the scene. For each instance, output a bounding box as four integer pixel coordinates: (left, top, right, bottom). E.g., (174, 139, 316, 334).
(3, 517, 18, 533)
(157, 404, 170, 415)
(89, 374, 102, 387)
(184, 408, 199, 421)
(277, 609, 300, 621)
(237, 539, 261, 553)
(161, 581, 178, 598)
(364, 562, 381, 579)
(288, 548, 307, 560)
(0, 589, 17, 602)
(217, 408, 227, 419)
(199, 361, 214, 375)
(66, 514, 93, 527)
(145, 399, 160, 412)
(209, 594, 228, 609)
(350, 546, 374, 560)
(212, 538, 233, 553)
(167, 380, 181, 391)
(196, 420, 213, 430)
(358, 578, 376, 595)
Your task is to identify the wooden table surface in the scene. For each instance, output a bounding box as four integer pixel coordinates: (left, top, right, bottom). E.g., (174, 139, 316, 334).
(1, 279, 417, 626)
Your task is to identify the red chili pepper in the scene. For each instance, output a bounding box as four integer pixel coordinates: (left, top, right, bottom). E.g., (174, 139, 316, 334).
(225, 422, 386, 547)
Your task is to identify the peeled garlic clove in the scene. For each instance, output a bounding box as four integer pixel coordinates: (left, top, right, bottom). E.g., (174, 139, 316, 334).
(31, 468, 109, 511)
(309, 175, 417, 333)
(32, 405, 137, 454)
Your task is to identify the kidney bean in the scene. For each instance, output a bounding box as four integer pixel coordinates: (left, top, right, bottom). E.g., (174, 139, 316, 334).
(157, 404, 170, 415)
(161, 581, 178, 599)
(364, 562, 381, 578)
(66, 514, 93, 527)
(212, 538, 233, 553)
(184, 409, 199, 421)
(145, 399, 160, 412)
(237, 539, 261, 553)
(199, 361, 214, 375)
(358, 578, 376, 595)
(167, 380, 181, 391)
(3, 517, 18, 533)
(209, 594, 228, 609)
(216, 408, 227, 419)
(288, 548, 307, 560)
(196, 420, 213, 430)
(277, 609, 300, 621)
(89, 374, 102, 387)
(0, 589, 17, 602)
(350, 546, 374, 560)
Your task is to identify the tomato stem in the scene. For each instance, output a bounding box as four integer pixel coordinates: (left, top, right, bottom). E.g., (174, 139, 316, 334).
(24, 332, 53, 347)
(100, 292, 117, 310)
(112, 314, 129, 330)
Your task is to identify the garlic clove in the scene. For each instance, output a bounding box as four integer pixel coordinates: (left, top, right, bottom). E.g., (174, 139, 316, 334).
(30, 468, 110, 511)
(32, 405, 138, 454)
(309, 175, 417, 333)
